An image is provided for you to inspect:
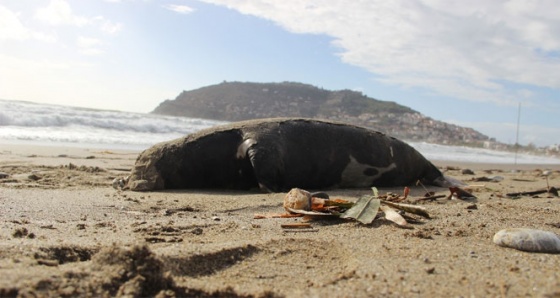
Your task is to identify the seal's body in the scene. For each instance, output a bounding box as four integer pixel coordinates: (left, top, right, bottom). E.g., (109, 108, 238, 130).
(127, 118, 448, 192)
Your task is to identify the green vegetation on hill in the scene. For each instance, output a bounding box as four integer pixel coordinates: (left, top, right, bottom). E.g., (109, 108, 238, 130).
(153, 81, 415, 120)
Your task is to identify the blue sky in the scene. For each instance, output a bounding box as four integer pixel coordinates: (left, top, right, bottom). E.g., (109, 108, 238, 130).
(1, 0, 559, 147)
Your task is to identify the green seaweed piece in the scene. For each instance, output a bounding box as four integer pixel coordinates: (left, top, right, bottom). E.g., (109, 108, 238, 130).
(340, 195, 380, 224)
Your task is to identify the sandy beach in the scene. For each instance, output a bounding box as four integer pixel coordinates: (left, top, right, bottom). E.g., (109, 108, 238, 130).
(0, 143, 559, 297)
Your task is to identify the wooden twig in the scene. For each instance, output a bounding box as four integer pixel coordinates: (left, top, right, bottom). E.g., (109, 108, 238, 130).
(281, 223, 312, 229)
(506, 187, 558, 197)
(414, 194, 447, 201)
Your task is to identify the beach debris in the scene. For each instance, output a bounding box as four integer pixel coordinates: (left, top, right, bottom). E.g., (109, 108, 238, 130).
(281, 223, 313, 229)
(415, 180, 455, 201)
(253, 213, 302, 219)
(340, 193, 380, 224)
(283, 188, 313, 211)
(540, 171, 558, 196)
(380, 205, 408, 227)
(12, 227, 32, 238)
(547, 223, 560, 229)
(381, 186, 410, 202)
(537, 169, 555, 180)
(27, 173, 41, 181)
(414, 193, 447, 202)
(382, 200, 430, 218)
(461, 169, 475, 175)
(448, 187, 477, 201)
(493, 228, 560, 254)
(283, 188, 355, 216)
(416, 180, 431, 196)
(506, 187, 559, 198)
(112, 176, 129, 190)
(466, 204, 478, 210)
(471, 175, 504, 182)
(0, 172, 9, 179)
(258, 187, 431, 227)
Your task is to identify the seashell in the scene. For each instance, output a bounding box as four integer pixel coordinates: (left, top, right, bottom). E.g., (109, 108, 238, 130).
(493, 228, 560, 254)
(112, 176, 129, 190)
(488, 175, 504, 182)
(284, 188, 312, 212)
(449, 187, 477, 201)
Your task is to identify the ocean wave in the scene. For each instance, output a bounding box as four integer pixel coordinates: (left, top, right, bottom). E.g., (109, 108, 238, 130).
(0, 99, 558, 164)
(409, 142, 559, 165)
(0, 99, 225, 134)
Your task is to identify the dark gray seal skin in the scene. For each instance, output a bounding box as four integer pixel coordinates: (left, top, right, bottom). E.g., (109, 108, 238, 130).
(127, 118, 450, 192)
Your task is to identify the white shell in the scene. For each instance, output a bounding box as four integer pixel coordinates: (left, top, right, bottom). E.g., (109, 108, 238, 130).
(493, 228, 560, 254)
(283, 188, 312, 212)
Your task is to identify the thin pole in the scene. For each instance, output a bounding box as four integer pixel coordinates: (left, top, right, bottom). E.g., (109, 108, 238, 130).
(514, 102, 521, 165)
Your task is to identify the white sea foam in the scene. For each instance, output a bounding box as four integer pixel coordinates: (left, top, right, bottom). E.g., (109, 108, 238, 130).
(0, 99, 558, 164)
(408, 142, 559, 165)
(0, 99, 226, 150)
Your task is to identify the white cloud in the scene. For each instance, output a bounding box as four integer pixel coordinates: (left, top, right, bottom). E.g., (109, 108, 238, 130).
(0, 5, 57, 42)
(77, 36, 104, 55)
(163, 4, 195, 14)
(0, 6, 28, 41)
(100, 20, 123, 34)
(79, 48, 105, 56)
(35, 1, 123, 35)
(77, 36, 102, 48)
(199, 0, 560, 106)
(93, 16, 123, 35)
(35, 0, 89, 26)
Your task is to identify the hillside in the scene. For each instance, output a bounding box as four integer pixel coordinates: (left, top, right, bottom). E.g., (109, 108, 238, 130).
(152, 81, 491, 146)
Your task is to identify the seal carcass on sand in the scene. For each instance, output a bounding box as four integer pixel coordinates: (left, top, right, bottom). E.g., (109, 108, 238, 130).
(127, 118, 451, 192)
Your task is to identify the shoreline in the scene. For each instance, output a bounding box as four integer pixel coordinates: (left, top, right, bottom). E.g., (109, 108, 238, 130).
(0, 142, 559, 297)
(2, 140, 559, 166)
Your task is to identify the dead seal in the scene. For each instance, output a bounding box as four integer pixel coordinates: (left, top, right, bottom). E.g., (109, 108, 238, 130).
(127, 118, 451, 192)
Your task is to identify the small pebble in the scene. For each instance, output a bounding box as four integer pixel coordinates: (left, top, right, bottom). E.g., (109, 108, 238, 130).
(461, 169, 475, 175)
(493, 228, 560, 254)
(27, 174, 41, 181)
(489, 176, 504, 182)
(191, 227, 203, 235)
(466, 204, 478, 210)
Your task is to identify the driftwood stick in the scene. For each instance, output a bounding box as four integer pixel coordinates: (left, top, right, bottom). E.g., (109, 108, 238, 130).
(506, 187, 558, 197)
(414, 194, 447, 201)
(281, 223, 312, 229)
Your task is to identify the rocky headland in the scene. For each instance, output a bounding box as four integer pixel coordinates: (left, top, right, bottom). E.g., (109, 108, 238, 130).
(152, 81, 558, 157)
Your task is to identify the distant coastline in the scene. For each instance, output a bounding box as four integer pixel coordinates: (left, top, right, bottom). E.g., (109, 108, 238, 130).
(151, 81, 559, 158)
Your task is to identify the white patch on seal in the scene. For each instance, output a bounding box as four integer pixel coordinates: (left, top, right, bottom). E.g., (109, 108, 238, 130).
(340, 156, 397, 187)
(390, 146, 394, 158)
(236, 138, 257, 159)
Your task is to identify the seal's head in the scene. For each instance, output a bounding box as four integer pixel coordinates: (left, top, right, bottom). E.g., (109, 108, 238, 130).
(127, 144, 166, 191)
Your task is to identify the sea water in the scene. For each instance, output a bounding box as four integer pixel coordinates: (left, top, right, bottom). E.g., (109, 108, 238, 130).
(0, 99, 558, 164)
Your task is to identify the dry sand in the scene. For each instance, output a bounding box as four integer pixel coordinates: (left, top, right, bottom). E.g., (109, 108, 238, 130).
(0, 143, 559, 297)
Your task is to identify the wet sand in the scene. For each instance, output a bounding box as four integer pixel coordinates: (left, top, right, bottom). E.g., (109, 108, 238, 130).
(0, 143, 559, 297)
